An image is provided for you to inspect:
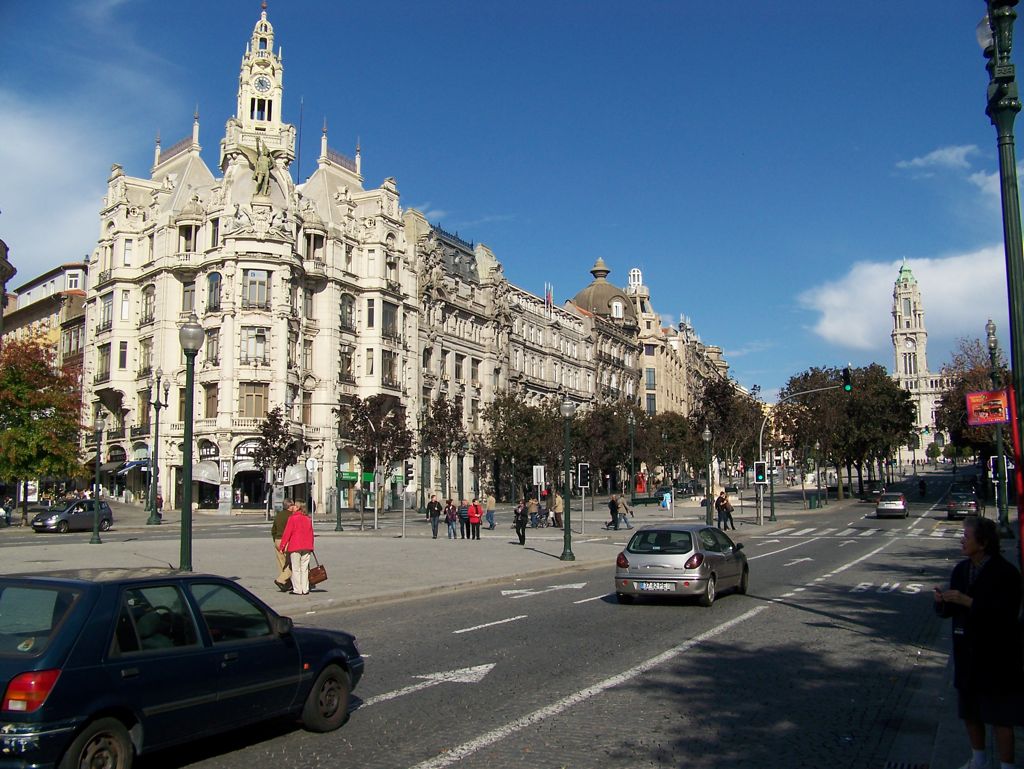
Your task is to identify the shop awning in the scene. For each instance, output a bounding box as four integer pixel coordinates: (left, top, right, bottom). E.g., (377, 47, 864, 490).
(117, 460, 149, 475)
(99, 461, 124, 474)
(283, 463, 306, 487)
(193, 461, 220, 485)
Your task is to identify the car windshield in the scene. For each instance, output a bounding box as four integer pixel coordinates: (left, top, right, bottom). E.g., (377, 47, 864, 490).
(0, 584, 80, 656)
(878, 493, 903, 502)
(626, 530, 693, 555)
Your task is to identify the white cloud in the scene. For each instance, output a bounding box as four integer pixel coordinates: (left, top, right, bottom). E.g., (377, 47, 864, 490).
(798, 248, 1008, 356)
(896, 144, 979, 171)
(413, 203, 449, 221)
(725, 339, 776, 359)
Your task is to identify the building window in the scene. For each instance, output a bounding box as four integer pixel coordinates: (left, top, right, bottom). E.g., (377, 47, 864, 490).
(304, 232, 325, 260)
(97, 344, 111, 381)
(302, 391, 312, 425)
(205, 328, 220, 364)
(382, 301, 399, 339)
(303, 339, 313, 370)
(340, 294, 355, 331)
(365, 348, 374, 376)
(611, 301, 623, 319)
(204, 384, 218, 419)
(470, 399, 480, 429)
(67, 272, 80, 290)
(207, 273, 222, 312)
(242, 269, 270, 309)
(646, 394, 656, 416)
(644, 344, 656, 356)
(304, 289, 314, 319)
(422, 347, 432, 371)
(123, 238, 134, 266)
(182, 281, 196, 313)
(210, 218, 220, 249)
(455, 354, 464, 381)
(645, 368, 656, 390)
(118, 341, 128, 370)
(100, 292, 114, 330)
(178, 224, 198, 253)
(137, 391, 150, 428)
(287, 335, 298, 368)
(339, 346, 354, 382)
(140, 285, 156, 325)
(471, 358, 480, 385)
(241, 326, 269, 364)
(366, 299, 375, 328)
(238, 383, 269, 418)
(139, 337, 152, 375)
(120, 289, 131, 321)
(382, 350, 399, 389)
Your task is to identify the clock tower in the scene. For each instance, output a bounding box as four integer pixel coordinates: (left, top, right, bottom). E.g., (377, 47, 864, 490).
(219, 3, 296, 176)
(891, 260, 928, 387)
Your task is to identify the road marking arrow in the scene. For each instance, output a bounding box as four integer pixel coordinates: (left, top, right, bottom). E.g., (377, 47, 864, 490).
(784, 557, 813, 567)
(757, 539, 782, 545)
(839, 539, 857, 547)
(361, 664, 496, 707)
(502, 582, 588, 598)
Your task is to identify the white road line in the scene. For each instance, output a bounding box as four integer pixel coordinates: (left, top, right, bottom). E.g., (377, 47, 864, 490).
(573, 595, 608, 604)
(408, 605, 770, 769)
(791, 527, 817, 536)
(772, 527, 796, 535)
(837, 528, 857, 536)
(858, 528, 879, 537)
(929, 530, 945, 538)
(817, 528, 837, 536)
(747, 539, 818, 560)
(452, 615, 527, 634)
(408, 542, 895, 769)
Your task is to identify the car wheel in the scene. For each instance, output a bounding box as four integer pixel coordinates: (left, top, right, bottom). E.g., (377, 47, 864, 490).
(737, 568, 749, 595)
(58, 717, 133, 769)
(99, 519, 111, 532)
(301, 664, 351, 732)
(56, 521, 69, 533)
(698, 575, 716, 607)
(616, 593, 634, 604)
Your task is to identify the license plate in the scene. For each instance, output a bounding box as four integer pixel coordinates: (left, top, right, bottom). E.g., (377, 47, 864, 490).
(637, 581, 674, 592)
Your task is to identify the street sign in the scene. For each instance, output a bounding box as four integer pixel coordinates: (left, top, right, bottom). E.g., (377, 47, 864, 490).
(989, 455, 1017, 473)
(305, 457, 318, 473)
(533, 465, 545, 486)
(966, 388, 1010, 426)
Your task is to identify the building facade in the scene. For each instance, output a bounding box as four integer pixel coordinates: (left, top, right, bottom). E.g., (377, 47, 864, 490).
(2, 262, 88, 373)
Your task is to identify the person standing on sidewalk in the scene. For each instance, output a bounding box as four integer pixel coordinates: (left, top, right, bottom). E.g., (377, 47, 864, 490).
(526, 496, 540, 528)
(617, 495, 634, 529)
(427, 494, 442, 539)
(606, 494, 620, 530)
(457, 499, 470, 539)
(550, 491, 564, 529)
(485, 492, 497, 530)
(934, 516, 1023, 769)
(279, 502, 315, 595)
(468, 498, 484, 540)
(444, 499, 458, 540)
(271, 499, 294, 592)
(512, 500, 528, 545)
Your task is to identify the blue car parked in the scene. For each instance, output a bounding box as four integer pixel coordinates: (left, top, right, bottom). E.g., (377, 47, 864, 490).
(0, 569, 363, 768)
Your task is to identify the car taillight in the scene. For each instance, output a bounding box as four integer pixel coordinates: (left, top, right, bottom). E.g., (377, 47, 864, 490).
(3, 670, 60, 713)
(616, 552, 629, 569)
(947, 501, 956, 509)
(684, 553, 704, 569)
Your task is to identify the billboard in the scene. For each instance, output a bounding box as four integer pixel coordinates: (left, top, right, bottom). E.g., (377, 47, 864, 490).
(966, 389, 1010, 426)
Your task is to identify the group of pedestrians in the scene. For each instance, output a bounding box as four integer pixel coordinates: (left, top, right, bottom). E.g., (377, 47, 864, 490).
(715, 491, 736, 530)
(426, 493, 495, 540)
(604, 494, 634, 530)
(270, 498, 315, 595)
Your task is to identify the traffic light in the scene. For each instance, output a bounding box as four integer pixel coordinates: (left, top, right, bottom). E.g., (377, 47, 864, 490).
(841, 367, 853, 392)
(404, 460, 414, 484)
(754, 461, 767, 485)
(578, 462, 591, 489)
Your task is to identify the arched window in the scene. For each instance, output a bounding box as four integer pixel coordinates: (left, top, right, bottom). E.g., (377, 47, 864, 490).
(611, 300, 623, 319)
(207, 272, 222, 312)
(339, 294, 355, 331)
(140, 285, 156, 325)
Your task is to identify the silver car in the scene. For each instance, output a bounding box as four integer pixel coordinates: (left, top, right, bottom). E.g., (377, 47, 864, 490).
(614, 524, 748, 606)
(31, 500, 113, 533)
(875, 492, 908, 519)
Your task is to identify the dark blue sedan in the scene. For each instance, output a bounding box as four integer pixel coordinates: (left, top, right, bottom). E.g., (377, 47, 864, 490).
(0, 568, 363, 769)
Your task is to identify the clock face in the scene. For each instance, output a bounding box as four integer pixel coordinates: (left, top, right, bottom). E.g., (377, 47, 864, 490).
(254, 76, 272, 93)
(904, 339, 916, 349)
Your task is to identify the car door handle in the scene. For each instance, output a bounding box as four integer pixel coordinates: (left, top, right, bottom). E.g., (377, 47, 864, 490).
(221, 652, 239, 667)
(121, 668, 139, 679)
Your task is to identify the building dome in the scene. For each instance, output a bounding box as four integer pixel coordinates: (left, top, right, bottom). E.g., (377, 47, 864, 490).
(571, 258, 637, 324)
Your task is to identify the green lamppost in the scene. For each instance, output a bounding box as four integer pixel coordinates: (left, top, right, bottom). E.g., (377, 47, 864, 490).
(91, 414, 105, 545)
(146, 369, 169, 526)
(178, 313, 205, 571)
(559, 398, 576, 561)
(814, 440, 823, 507)
(457, 439, 467, 501)
(702, 425, 713, 526)
(417, 407, 427, 514)
(980, 4, 1024, 544)
(987, 319, 1014, 538)
(335, 439, 345, 532)
(627, 412, 636, 505)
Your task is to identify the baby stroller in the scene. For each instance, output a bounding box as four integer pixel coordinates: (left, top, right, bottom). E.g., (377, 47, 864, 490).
(530, 506, 550, 528)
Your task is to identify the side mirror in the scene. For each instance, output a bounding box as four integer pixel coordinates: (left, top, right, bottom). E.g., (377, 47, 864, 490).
(273, 615, 294, 636)
(734, 542, 744, 551)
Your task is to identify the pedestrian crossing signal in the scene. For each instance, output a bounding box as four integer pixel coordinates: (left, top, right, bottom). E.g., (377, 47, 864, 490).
(404, 461, 414, 484)
(754, 461, 767, 485)
(578, 463, 591, 489)
(842, 367, 853, 392)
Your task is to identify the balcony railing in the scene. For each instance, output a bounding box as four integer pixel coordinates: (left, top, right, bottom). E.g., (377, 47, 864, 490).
(382, 328, 402, 344)
(138, 314, 155, 328)
(241, 299, 272, 310)
(195, 418, 217, 431)
(106, 427, 126, 440)
(382, 376, 401, 391)
(206, 301, 221, 313)
(131, 425, 151, 437)
(95, 319, 112, 335)
(385, 280, 402, 295)
(96, 269, 112, 286)
(94, 371, 111, 385)
(338, 372, 356, 384)
(232, 417, 263, 430)
(240, 356, 269, 366)
(137, 365, 152, 379)
(339, 318, 356, 333)
(304, 258, 327, 276)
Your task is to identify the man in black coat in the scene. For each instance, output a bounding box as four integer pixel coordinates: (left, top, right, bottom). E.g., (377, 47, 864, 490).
(934, 516, 1023, 769)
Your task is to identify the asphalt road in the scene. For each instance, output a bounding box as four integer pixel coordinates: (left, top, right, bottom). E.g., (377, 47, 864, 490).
(124, 484, 964, 769)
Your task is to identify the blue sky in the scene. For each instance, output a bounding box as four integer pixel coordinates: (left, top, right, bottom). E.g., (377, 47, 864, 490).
(0, 1, 1012, 400)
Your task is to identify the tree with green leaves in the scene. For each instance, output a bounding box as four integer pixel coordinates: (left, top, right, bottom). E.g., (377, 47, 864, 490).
(251, 406, 301, 509)
(0, 336, 82, 518)
(691, 380, 764, 482)
(480, 392, 559, 500)
(935, 336, 1008, 462)
(420, 395, 467, 500)
(339, 394, 413, 523)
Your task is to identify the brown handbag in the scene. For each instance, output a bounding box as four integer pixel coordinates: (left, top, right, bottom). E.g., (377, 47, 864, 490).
(308, 552, 327, 586)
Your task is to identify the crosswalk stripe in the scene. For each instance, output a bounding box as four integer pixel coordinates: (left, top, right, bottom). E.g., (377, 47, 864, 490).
(817, 528, 837, 536)
(791, 527, 817, 536)
(858, 529, 879, 537)
(773, 528, 795, 535)
(929, 530, 945, 538)
(837, 528, 857, 536)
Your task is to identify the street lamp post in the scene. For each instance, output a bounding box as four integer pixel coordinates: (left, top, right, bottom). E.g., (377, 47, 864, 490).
(702, 426, 713, 526)
(146, 369, 170, 526)
(91, 415, 105, 545)
(335, 439, 344, 532)
(987, 319, 1014, 538)
(559, 399, 576, 561)
(457, 440, 467, 501)
(980, 4, 1024, 556)
(417, 408, 427, 515)
(627, 412, 636, 505)
(814, 439, 823, 507)
(178, 313, 205, 572)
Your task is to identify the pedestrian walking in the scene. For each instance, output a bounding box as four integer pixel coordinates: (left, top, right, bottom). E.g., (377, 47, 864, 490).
(526, 496, 541, 528)
(485, 492, 497, 530)
(457, 499, 470, 539)
(468, 497, 484, 540)
(606, 494, 620, 530)
(934, 516, 1023, 769)
(271, 498, 294, 592)
(444, 499, 458, 540)
(716, 491, 735, 530)
(618, 495, 634, 529)
(550, 491, 564, 528)
(279, 502, 315, 595)
(512, 500, 528, 545)
(427, 494, 443, 539)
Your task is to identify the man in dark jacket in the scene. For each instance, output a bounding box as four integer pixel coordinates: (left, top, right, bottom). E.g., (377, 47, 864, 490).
(934, 516, 1023, 769)
(271, 498, 294, 592)
(426, 494, 443, 539)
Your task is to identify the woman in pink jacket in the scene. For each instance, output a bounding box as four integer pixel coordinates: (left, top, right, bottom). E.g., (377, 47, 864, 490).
(279, 502, 315, 595)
